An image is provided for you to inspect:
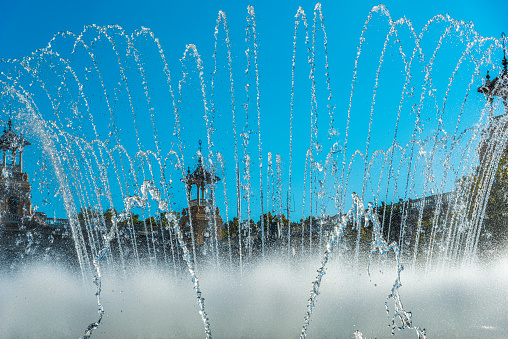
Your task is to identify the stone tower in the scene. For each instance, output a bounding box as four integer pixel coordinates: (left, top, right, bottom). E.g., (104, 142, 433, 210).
(0, 118, 32, 225)
(477, 48, 508, 165)
(179, 143, 222, 247)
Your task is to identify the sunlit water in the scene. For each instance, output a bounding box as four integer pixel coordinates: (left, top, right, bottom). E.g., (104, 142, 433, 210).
(2, 255, 507, 338)
(1, 3, 508, 338)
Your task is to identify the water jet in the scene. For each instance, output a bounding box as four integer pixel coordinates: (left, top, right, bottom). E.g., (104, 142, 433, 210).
(1, 3, 507, 338)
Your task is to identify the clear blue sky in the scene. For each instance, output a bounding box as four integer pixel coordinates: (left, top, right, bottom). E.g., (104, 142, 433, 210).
(1, 0, 507, 219)
(1, 0, 506, 61)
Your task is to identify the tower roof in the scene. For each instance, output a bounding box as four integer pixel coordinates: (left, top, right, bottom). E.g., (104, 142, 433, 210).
(182, 162, 220, 186)
(181, 140, 220, 185)
(477, 68, 508, 101)
(0, 119, 30, 151)
(478, 34, 508, 102)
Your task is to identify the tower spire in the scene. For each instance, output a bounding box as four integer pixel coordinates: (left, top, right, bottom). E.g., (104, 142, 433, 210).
(8, 108, 13, 131)
(197, 139, 203, 165)
(502, 32, 507, 73)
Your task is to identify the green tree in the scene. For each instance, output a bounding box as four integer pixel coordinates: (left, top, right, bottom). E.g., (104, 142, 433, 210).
(375, 200, 403, 243)
(223, 217, 240, 238)
(103, 208, 118, 224)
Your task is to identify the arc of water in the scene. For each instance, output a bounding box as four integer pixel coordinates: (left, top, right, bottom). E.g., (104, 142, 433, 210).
(246, 5, 265, 260)
(5, 49, 105, 271)
(131, 27, 185, 267)
(211, 9, 239, 266)
(69, 27, 131, 221)
(242, 5, 260, 259)
(443, 39, 500, 266)
(0, 78, 92, 279)
(388, 12, 483, 262)
(312, 3, 336, 258)
(442, 60, 498, 264)
(338, 4, 424, 217)
(308, 23, 321, 243)
(66, 136, 126, 269)
(300, 193, 426, 339)
(82, 180, 212, 339)
(74, 27, 145, 266)
(357, 8, 426, 264)
(163, 149, 185, 273)
(300, 193, 362, 339)
(424, 41, 485, 268)
(338, 6, 376, 213)
(366, 201, 426, 338)
(216, 153, 232, 267)
(177, 44, 211, 267)
(463, 113, 508, 263)
(135, 150, 165, 264)
(275, 154, 283, 240)
(301, 150, 308, 256)
(26, 26, 150, 272)
(129, 27, 202, 266)
(289, 6, 308, 258)
(266, 152, 273, 241)
(410, 22, 456, 267)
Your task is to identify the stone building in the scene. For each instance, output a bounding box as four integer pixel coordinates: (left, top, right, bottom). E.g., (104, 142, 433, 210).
(476, 50, 508, 167)
(0, 118, 32, 224)
(179, 152, 222, 247)
(0, 118, 76, 269)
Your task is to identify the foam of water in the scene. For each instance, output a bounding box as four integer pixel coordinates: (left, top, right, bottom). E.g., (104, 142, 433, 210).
(1, 255, 507, 338)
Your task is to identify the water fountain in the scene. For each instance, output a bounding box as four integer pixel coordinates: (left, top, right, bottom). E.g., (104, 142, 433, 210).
(1, 3, 507, 338)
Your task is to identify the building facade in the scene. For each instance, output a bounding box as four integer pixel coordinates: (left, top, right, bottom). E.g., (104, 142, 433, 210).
(0, 119, 32, 225)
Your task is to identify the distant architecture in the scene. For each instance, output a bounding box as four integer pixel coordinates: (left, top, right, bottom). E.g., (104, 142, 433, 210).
(179, 142, 223, 246)
(469, 41, 508, 255)
(477, 40, 508, 165)
(477, 46, 508, 111)
(0, 118, 32, 224)
(0, 118, 76, 269)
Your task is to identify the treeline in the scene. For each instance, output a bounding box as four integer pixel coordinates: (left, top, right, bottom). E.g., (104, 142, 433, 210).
(75, 208, 180, 229)
(221, 211, 322, 239)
